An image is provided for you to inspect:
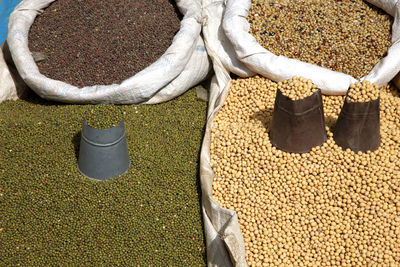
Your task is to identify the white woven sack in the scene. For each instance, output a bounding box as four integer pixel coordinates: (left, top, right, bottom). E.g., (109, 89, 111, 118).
(200, 2, 248, 266)
(0, 43, 18, 102)
(223, 0, 400, 94)
(200, 22, 248, 266)
(200, 0, 400, 266)
(5, 0, 211, 104)
(0, 41, 29, 102)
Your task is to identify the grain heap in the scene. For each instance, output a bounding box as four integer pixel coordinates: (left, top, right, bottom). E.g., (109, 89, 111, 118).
(0, 88, 207, 265)
(211, 76, 400, 266)
(85, 105, 123, 129)
(248, 0, 392, 79)
(28, 0, 181, 87)
(278, 76, 318, 100)
(347, 81, 380, 102)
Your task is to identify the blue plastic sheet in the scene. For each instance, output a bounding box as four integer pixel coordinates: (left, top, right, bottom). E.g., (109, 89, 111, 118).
(0, 0, 20, 43)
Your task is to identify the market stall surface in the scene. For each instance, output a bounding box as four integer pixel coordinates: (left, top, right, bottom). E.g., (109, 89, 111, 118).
(0, 88, 207, 266)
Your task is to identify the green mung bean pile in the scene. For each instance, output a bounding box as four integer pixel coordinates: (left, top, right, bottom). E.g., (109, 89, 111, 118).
(85, 104, 123, 129)
(0, 88, 207, 265)
(248, 0, 392, 79)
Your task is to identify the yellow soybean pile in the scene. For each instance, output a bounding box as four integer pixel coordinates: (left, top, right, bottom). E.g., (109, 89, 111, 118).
(279, 77, 318, 100)
(347, 81, 380, 102)
(211, 76, 400, 266)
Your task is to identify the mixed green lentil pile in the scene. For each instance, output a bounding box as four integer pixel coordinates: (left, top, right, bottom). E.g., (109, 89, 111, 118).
(0, 88, 206, 265)
(211, 76, 400, 266)
(248, 0, 393, 79)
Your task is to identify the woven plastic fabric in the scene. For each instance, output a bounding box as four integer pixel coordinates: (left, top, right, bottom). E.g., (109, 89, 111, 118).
(3, 0, 210, 104)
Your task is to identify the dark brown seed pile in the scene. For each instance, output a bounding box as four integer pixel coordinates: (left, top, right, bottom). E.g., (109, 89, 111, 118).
(248, 0, 393, 79)
(85, 104, 123, 129)
(28, 0, 181, 87)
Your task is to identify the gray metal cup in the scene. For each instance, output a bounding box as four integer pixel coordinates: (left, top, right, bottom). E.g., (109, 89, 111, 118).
(77, 119, 130, 181)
